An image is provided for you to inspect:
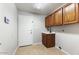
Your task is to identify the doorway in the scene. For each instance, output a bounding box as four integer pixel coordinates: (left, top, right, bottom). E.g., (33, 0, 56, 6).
(18, 15, 33, 46)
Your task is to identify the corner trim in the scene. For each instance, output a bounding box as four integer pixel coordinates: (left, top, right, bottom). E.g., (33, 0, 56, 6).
(12, 45, 19, 55)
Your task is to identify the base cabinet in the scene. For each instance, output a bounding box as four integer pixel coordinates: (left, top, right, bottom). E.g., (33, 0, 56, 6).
(42, 33, 55, 48)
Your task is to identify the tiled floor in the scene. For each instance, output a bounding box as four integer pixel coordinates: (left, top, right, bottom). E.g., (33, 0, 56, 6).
(16, 44, 65, 55)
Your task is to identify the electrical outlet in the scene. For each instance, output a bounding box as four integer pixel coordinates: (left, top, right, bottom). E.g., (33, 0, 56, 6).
(59, 46, 62, 49)
(62, 29, 64, 32)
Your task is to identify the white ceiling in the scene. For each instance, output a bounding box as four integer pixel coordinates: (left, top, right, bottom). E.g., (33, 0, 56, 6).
(16, 3, 64, 15)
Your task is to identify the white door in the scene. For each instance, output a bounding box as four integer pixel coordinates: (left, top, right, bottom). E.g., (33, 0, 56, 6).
(18, 15, 33, 46)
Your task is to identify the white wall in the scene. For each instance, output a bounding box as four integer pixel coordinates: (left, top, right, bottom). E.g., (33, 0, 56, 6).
(18, 11, 47, 44)
(51, 23, 79, 55)
(0, 3, 17, 54)
(51, 23, 79, 34)
(32, 14, 47, 43)
(56, 32, 79, 55)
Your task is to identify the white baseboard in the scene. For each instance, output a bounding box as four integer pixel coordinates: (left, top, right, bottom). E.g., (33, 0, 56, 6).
(61, 49, 70, 55)
(12, 42, 42, 55)
(0, 52, 11, 55)
(32, 42, 42, 45)
(55, 46, 70, 55)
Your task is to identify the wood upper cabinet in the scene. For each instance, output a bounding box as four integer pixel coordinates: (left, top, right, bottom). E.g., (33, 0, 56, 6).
(45, 14, 54, 27)
(63, 3, 79, 24)
(54, 8, 63, 25)
(45, 3, 79, 27)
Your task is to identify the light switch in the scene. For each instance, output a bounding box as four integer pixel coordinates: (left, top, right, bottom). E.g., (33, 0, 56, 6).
(0, 43, 2, 45)
(32, 21, 34, 23)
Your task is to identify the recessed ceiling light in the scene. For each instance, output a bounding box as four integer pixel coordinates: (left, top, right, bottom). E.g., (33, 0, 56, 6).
(34, 3, 48, 10)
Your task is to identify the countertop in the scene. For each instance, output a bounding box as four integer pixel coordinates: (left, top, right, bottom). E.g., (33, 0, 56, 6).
(43, 31, 79, 35)
(42, 32, 55, 34)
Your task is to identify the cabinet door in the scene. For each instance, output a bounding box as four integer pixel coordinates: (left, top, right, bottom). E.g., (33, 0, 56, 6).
(54, 8, 63, 25)
(46, 34, 55, 48)
(42, 33, 47, 46)
(45, 16, 49, 27)
(63, 4, 78, 24)
(45, 14, 54, 27)
(49, 14, 55, 26)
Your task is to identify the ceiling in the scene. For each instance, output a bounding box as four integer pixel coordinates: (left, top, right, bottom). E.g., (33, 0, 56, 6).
(16, 3, 64, 15)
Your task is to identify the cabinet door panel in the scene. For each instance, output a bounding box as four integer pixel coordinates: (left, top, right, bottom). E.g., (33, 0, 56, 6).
(55, 8, 63, 25)
(46, 35, 55, 47)
(42, 34, 46, 46)
(45, 16, 49, 27)
(48, 15, 52, 26)
(49, 14, 55, 26)
(63, 4, 78, 24)
(45, 14, 55, 27)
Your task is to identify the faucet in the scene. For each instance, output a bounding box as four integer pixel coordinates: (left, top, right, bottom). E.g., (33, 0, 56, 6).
(47, 27, 51, 33)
